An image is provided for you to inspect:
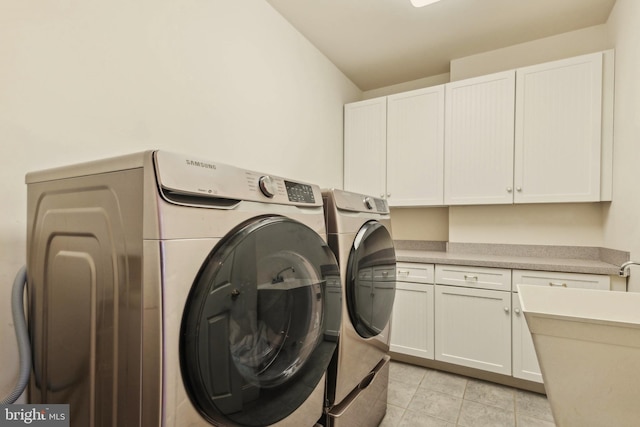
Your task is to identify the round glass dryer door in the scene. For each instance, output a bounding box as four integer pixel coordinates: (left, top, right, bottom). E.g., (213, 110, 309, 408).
(346, 220, 396, 338)
(180, 215, 341, 427)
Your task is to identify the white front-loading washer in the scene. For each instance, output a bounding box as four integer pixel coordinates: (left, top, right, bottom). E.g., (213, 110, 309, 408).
(25, 150, 341, 427)
(322, 189, 396, 427)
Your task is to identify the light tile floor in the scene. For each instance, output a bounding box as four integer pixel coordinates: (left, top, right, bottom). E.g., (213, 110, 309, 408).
(381, 361, 556, 427)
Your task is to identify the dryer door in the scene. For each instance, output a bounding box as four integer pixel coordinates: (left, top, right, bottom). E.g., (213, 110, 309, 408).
(180, 215, 341, 427)
(346, 221, 397, 338)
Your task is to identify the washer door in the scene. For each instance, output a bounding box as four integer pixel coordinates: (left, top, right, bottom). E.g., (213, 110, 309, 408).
(346, 221, 396, 338)
(180, 215, 341, 427)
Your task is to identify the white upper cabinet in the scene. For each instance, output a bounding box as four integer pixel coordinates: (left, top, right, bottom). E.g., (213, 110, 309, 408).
(344, 97, 387, 199)
(344, 50, 614, 207)
(344, 86, 445, 205)
(444, 71, 516, 205)
(444, 51, 614, 206)
(387, 86, 445, 206)
(514, 52, 608, 203)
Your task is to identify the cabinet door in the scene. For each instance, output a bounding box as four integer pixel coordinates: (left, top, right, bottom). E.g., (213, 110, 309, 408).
(390, 282, 435, 359)
(435, 285, 511, 375)
(511, 269, 610, 383)
(512, 293, 542, 383)
(444, 71, 516, 205)
(514, 52, 604, 203)
(387, 86, 445, 206)
(344, 97, 387, 198)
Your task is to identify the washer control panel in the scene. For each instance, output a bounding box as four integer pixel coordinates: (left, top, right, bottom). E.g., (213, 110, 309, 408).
(285, 181, 315, 203)
(154, 151, 320, 207)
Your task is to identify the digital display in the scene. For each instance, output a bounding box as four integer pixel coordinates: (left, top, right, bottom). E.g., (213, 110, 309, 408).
(285, 181, 315, 203)
(374, 198, 387, 212)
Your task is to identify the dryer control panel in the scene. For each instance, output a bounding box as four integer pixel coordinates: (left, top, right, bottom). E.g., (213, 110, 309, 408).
(154, 150, 321, 207)
(330, 188, 389, 214)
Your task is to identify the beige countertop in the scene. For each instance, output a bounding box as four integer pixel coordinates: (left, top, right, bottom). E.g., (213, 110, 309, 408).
(394, 242, 628, 276)
(396, 249, 621, 275)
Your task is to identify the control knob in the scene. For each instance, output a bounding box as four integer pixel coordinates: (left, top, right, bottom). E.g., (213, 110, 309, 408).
(258, 176, 275, 198)
(363, 196, 374, 210)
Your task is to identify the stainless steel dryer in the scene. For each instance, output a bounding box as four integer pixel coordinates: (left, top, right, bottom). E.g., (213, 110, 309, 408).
(322, 189, 396, 427)
(26, 150, 341, 427)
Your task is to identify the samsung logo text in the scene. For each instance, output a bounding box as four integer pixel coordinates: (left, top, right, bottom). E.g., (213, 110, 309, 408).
(185, 160, 217, 170)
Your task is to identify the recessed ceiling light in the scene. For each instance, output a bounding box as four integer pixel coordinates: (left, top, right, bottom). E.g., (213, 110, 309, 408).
(410, 0, 442, 7)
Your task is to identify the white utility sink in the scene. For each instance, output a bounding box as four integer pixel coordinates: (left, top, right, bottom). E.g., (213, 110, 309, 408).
(518, 285, 640, 427)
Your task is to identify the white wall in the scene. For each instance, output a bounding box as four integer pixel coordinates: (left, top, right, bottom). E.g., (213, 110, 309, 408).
(391, 207, 449, 241)
(603, 0, 640, 290)
(0, 0, 360, 400)
(450, 25, 612, 81)
(448, 204, 605, 246)
(362, 73, 450, 100)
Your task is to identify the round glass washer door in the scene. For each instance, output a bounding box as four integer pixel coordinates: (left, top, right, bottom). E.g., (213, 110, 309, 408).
(346, 220, 396, 339)
(180, 215, 341, 427)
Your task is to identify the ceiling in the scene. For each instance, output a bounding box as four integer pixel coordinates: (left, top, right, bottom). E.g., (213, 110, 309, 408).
(266, 0, 616, 91)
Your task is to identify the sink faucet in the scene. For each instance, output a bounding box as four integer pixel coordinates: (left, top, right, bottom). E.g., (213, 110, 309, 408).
(619, 261, 640, 277)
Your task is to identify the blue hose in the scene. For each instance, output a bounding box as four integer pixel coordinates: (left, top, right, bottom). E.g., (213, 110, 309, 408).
(1, 266, 30, 404)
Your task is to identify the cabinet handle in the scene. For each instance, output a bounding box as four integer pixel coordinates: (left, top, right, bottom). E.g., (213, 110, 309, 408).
(516, 187, 522, 192)
(387, 193, 391, 198)
(382, 271, 389, 277)
(549, 282, 567, 287)
(464, 274, 478, 281)
(504, 307, 510, 313)
(398, 270, 410, 276)
(514, 308, 521, 315)
(506, 187, 513, 193)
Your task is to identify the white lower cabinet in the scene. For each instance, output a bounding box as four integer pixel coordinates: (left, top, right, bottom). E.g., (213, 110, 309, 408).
(434, 265, 512, 375)
(435, 283, 512, 375)
(511, 269, 611, 383)
(511, 293, 542, 382)
(392, 263, 613, 386)
(390, 263, 435, 359)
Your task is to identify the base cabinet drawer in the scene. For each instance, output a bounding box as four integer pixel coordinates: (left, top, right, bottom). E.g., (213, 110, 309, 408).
(513, 270, 610, 290)
(436, 265, 512, 291)
(434, 285, 511, 375)
(397, 262, 434, 284)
